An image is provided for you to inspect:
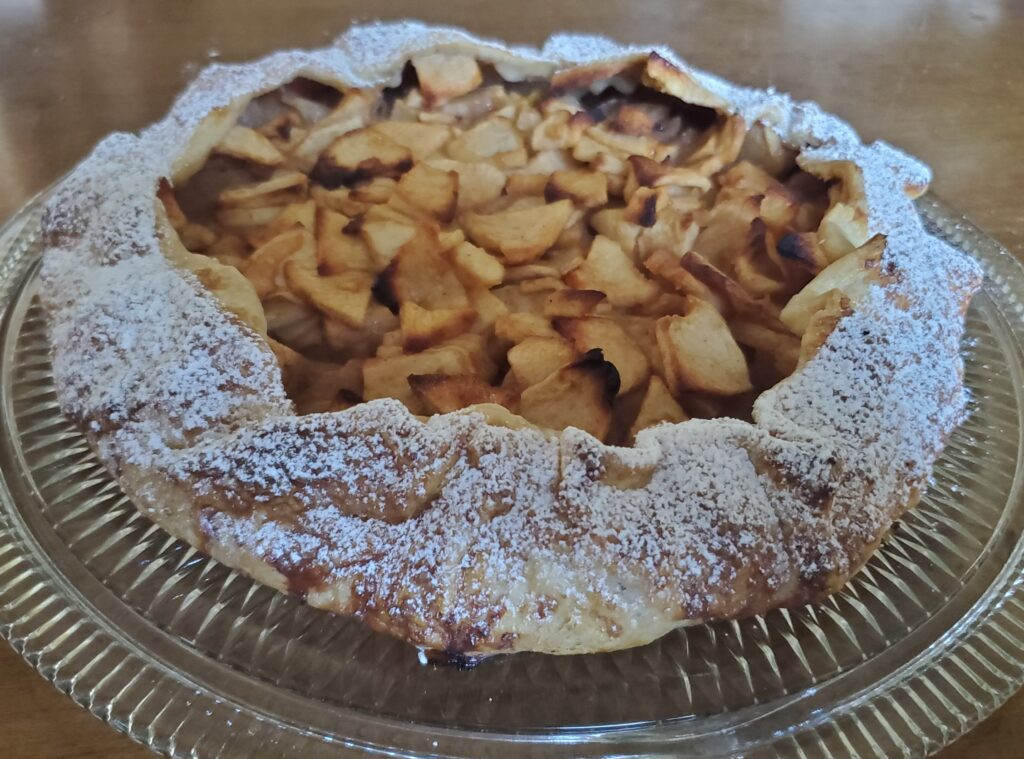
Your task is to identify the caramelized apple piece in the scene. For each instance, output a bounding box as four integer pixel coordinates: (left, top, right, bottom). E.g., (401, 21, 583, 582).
(214, 125, 284, 166)
(316, 208, 373, 274)
(400, 302, 477, 352)
(411, 53, 483, 106)
(425, 158, 506, 210)
(655, 298, 752, 396)
(396, 162, 458, 223)
(313, 130, 412, 188)
(494, 312, 559, 343)
(507, 336, 578, 388)
(376, 229, 469, 310)
(372, 121, 453, 161)
(219, 172, 308, 209)
(628, 376, 689, 441)
(409, 374, 517, 414)
(462, 199, 573, 264)
(450, 241, 506, 287)
(555, 317, 651, 394)
(363, 339, 479, 412)
(545, 169, 609, 209)
(283, 241, 373, 327)
(543, 289, 606, 318)
(518, 349, 620, 440)
(780, 234, 885, 334)
(242, 228, 309, 297)
(565, 235, 660, 307)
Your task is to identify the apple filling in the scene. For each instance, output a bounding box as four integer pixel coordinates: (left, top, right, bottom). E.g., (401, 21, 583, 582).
(160, 53, 877, 445)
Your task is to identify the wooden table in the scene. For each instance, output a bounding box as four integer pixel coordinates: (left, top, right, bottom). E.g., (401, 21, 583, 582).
(0, 1, 1021, 756)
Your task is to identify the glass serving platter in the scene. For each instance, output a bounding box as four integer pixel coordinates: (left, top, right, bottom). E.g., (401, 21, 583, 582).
(0, 191, 1021, 758)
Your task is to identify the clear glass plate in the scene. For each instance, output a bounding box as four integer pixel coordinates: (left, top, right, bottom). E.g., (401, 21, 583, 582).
(0, 191, 1021, 758)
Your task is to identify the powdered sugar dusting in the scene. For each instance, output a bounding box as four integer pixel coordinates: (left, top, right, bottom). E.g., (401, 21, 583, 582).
(38, 21, 982, 654)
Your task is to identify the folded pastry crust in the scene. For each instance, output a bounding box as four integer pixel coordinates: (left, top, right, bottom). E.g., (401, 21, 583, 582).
(40, 22, 982, 656)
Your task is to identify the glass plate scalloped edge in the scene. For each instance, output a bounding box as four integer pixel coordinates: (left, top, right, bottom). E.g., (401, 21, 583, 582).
(0, 190, 1021, 758)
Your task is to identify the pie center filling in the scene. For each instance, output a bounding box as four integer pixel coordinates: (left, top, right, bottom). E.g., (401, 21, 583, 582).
(160, 53, 872, 445)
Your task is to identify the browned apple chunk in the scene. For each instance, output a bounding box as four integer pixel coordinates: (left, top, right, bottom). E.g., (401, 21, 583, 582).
(219, 172, 308, 209)
(376, 231, 469, 311)
(543, 288, 606, 318)
(610, 102, 660, 138)
(518, 349, 620, 440)
(312, 130, 413, 187)
(462, 199, 573, 264)
(311, 185, 370, 216)
(409, 374, 517, 414)
(628, 375, 689, 442)
(780, 234, 885, 334)
(655, 298, 752, 396)
(425, 159, 506, 210)
(361, 220, 416, 267)
(797, 290, 851, 368)
(775, 231, 829, 275)
(283, 242, 374, 327)
(248, 200, 316, 248)
(285, 90, 374, 167)
(585, 124, 661, 161)
(494, 312, 559, 343)
(447, 118, 525, 163)
(363, 340, 479, 412)
(817, 202, 870, 262)
(507, 336, 577, 388)
(622, 187, 663, 227)
(506, 173, 549, 198)
(590, 207, 642, 257)
(625, 155, 710, 196)
(350, 177, 399, 204)
(682, 116, 746, 176)
(214, 125, 284, 166)
(730, 319, 801, 381)
(400, 302, 477, 352)
(693, 196, 761, 267)
(243, 229, 310, 297)
(396, 162, 458, 223)
(678, 250, 776, 322)
(643, 249, 726, 312)
(411, 53, 483, 106)
(565, 236, 660, 307)
(545, 169, 608, 209)
(316, 209, 373, 274)
(555, 317, 651, 394)
(371, 121, 453, 161)
(449, 241, 505, 287)
(731, 219, 791, 298)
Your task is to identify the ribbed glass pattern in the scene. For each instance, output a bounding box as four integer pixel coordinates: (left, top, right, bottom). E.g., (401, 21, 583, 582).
(0, 193, 1021, 757)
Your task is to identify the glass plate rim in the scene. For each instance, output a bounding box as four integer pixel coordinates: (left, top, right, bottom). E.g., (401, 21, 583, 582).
(0, 188, 1021, 758)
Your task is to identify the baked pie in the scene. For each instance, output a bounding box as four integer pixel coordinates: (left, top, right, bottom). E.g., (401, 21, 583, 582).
(40, 23, 982, 658)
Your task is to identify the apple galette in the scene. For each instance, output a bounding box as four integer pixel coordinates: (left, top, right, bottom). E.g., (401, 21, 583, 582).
(41, 23, 982, 657)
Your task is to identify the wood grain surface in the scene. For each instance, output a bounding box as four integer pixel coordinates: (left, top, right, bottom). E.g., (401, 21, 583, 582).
(0, 1, 1021, 756)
